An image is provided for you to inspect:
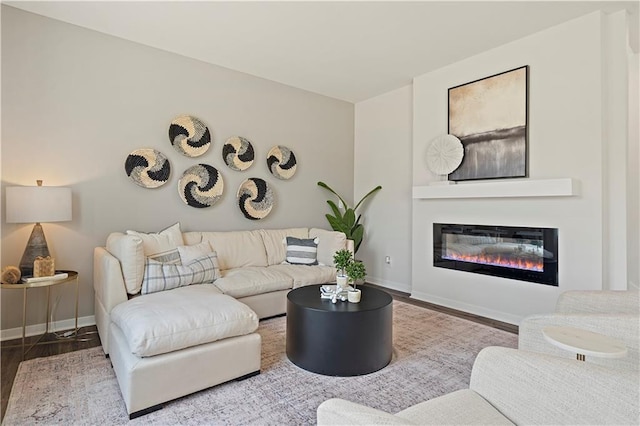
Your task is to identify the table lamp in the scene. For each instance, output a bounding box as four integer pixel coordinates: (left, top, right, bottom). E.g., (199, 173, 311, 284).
(6, 180, 72, 277)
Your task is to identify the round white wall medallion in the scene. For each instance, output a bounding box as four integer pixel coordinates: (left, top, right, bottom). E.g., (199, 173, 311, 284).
(425, 134, 464, 175)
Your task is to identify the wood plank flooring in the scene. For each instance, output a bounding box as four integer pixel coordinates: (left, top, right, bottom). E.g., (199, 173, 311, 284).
(0, 287, 517, 422)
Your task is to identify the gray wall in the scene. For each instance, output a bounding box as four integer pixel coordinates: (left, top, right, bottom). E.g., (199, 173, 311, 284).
(1, 6, 354, 333)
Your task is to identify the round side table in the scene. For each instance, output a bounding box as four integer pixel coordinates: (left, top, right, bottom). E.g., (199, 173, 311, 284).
(542, 326, 627, 361)
(1, 270, 79, 359)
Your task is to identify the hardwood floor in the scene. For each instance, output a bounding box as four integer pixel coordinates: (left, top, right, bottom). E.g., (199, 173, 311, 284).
(0, 326, 102, 421)
(0, 288, 517, 422)
(365, 283, 519, 335)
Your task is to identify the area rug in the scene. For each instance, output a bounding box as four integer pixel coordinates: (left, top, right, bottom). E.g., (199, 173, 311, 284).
(4, 301, 517, 425)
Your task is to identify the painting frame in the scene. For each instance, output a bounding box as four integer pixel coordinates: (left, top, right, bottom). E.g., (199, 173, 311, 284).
(447, 65, 529, 181)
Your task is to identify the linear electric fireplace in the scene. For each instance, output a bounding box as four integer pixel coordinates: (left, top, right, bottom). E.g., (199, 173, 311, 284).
(434, 223, 558, 286)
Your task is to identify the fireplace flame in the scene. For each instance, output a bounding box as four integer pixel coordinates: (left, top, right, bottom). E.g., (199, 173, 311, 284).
(444, 252, 543, 272)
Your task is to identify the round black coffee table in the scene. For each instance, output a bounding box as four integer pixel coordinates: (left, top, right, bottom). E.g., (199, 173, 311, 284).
(286, 285, 393, 376)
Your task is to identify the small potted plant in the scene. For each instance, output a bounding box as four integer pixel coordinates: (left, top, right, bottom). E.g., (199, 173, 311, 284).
(345, 260, 366, 303)
(333, 249, 353, 290)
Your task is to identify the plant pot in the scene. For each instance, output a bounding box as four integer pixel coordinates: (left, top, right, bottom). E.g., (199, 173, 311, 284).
(348, 289, 361, 303)
(336, 274, 348, 290)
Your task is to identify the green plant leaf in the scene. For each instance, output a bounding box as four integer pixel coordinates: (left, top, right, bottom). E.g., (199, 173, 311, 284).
(352, 225, 364, 253)
(354, 185, 382, 212)
(326, 214, 348, 235)
(326, 200, 342, 220)
(318, 181, 348, 210)
(343, 208, 356, 229)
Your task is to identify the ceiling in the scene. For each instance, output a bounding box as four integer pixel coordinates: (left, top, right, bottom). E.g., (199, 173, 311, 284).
(5, 1, 639, 103)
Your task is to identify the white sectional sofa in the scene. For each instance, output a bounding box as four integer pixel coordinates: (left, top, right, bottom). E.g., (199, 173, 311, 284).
(93, 224, 349, 418)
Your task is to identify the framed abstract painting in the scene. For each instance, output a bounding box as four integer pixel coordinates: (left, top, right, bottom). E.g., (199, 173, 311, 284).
(448, 65, 529, 181)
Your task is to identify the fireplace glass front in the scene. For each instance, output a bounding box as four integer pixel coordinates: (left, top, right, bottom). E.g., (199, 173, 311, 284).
(433, 223, 558, 286)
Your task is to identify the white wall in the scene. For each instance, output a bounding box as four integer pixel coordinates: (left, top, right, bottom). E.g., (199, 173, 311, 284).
(601, 10, 631, 291)
(411, 12, 632, 324)
(354, 85, 413, 293)
(0, 6, 354, 332)
(628, 51, 640, 290)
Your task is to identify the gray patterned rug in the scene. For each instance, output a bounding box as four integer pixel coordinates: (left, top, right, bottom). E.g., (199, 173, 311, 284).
(4, 301, 517, 425)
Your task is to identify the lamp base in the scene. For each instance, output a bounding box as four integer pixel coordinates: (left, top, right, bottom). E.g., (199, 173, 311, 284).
(19, 223, 50, 277)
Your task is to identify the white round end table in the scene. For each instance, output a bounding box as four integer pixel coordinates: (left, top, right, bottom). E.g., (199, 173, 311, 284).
(542, 326, 628, 361)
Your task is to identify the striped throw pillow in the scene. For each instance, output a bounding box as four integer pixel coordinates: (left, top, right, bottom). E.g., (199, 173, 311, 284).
(285, 237, 319, 265)
(141, 251, 220, 295)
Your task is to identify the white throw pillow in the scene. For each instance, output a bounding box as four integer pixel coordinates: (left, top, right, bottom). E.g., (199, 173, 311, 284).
(126, 222, 184, 264)
(309, 228, 347, 266)
(106, 232, 145, 295)
(177, 241, 212, 264)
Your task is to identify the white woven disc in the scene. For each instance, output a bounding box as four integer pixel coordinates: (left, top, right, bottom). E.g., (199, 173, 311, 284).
(425, 134, 464, 175)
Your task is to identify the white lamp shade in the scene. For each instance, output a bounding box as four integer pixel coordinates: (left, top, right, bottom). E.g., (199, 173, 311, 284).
(6, 186, 72, 223)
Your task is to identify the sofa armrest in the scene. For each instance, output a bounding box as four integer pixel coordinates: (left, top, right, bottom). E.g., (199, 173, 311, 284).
(555, 290, 639, 314)
(470, 347, 639, 425)
(317, 398, 415, 425)
(518, 313, 639, 371)
(93, 246, 129, 353)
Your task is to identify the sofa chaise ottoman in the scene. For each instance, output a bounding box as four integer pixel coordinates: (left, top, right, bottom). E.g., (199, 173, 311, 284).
(109, 285, 260, 418)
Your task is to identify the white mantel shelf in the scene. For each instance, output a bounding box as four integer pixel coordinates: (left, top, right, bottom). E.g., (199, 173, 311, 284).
(412, 178, 578, 199)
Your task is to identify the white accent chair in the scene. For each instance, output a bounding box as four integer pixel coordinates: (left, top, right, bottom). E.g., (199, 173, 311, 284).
(317, 346, 639, 425)
(519, 290, 639, 371)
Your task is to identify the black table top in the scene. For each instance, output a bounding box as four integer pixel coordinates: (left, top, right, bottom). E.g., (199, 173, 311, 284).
(287, 284, 392, 313)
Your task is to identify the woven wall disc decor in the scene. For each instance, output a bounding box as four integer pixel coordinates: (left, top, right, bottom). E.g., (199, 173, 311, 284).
(222, 136, 255, 171)
(124, 148, 171, 188)
(178, 164, 224, 208)
(168, 115, 211, 157)
(237, 178, 274, 220)
(266, 145, 297, 180)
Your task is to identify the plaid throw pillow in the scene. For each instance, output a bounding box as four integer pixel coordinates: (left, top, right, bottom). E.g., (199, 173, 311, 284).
(285, 237, 319, 265)
(141, 251, 220, 295)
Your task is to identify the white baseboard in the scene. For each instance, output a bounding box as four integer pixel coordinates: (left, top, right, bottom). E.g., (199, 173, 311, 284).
(410, 290, 521, 325)
(366, 276, 411, 294)
(1, 315, 96, 342)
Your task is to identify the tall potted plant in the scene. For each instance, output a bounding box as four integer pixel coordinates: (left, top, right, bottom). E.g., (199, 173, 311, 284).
(333, 249, 353, 290)
(345, 259, 366, 303)
(317, 181, 382, 254)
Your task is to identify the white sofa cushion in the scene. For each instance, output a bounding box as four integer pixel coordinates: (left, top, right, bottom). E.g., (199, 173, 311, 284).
(106, 232, 145, 295)
(110, 285, 257, 357)
(259, 228, 309, 265)
(141, 252, 220, 295)
(269, 264, 337, 288)
(126, 222, 184, 264)
(309, 228, 347, 266)
(199, 230, 267, 270)
(214, 266, 293, 298)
